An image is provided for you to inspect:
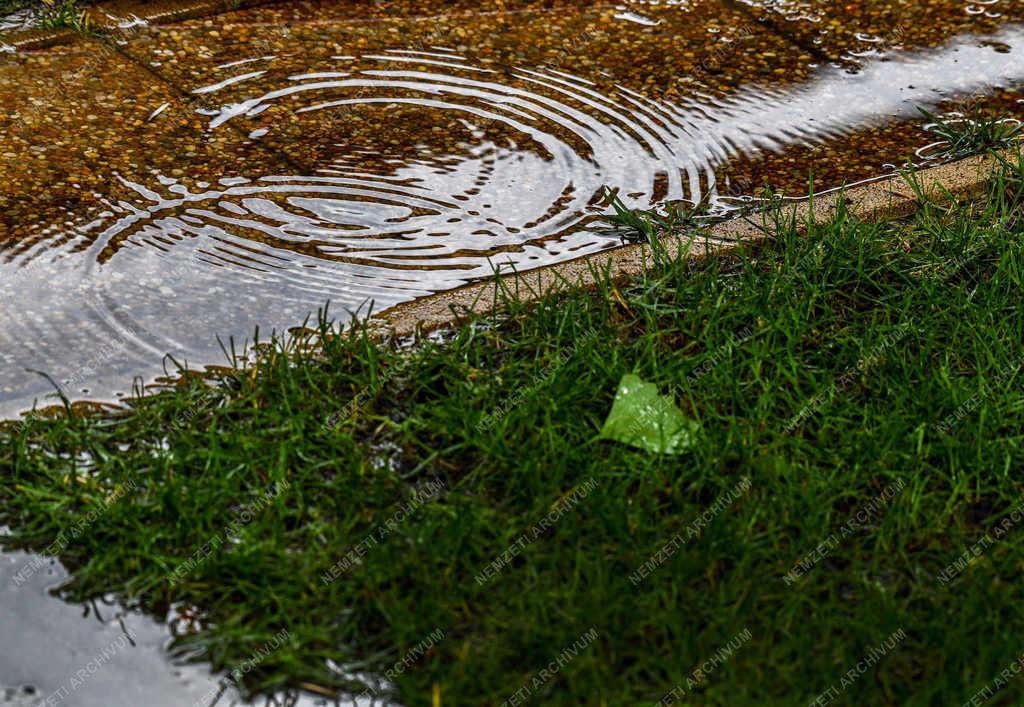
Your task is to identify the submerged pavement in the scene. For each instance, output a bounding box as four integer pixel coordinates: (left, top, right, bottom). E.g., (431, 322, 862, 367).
(0, 0, 1021, 418)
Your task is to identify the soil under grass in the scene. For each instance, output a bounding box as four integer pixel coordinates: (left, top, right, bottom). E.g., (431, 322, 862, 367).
(3, 154, 1024, 705)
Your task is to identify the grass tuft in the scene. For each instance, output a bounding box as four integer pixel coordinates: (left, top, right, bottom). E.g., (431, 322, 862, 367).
(597, 186, 710, 243)
(919, 105, 1023, 160)
(9, 0, 93, 33)
(0, 0, 25, 16)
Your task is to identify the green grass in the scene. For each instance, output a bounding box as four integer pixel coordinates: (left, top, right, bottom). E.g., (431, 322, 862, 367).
(920, 106, 1023, 160)
(3, 154, 1024, 706)
(34, 0, 90, 32)
(598, 187, 712, 244)
(0, 0, 25, 16)
(0, 0, 92, 33)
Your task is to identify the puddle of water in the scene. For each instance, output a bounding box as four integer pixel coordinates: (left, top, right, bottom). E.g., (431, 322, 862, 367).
(719, 89, 1024, 197)
(0, 546, 387, 706)
(1, 20, 1023, 417)
(613, 9, 662, 26)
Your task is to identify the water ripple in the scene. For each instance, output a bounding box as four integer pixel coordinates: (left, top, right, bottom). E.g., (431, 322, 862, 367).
(3, 28, 1024, 415)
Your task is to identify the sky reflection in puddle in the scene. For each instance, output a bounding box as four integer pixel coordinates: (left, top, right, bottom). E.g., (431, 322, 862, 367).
(1, 25, 1022, 418)
(0, 547, 387, 706)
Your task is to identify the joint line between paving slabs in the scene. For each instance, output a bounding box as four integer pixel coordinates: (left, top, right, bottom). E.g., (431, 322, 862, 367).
(98, 32, 314, 177)
(717, 0, 836, 66)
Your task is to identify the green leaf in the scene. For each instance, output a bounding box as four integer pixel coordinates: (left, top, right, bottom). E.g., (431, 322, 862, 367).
(599, 373, 699, 455)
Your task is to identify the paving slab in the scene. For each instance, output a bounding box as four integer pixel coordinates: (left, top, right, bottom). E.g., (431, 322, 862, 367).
(0, 38, 360, 413)
(711, 48, 1024, 197)
(89, 0, 268, 28)
(0, 0, 279, 50)
(114, 0, 813, 104)
(106, 0, 814, 263)
(190, 0, 598, 23)
(737, 0, 1024, 66)
(0, 46, 101, 245)
(0, 40, 293, 247)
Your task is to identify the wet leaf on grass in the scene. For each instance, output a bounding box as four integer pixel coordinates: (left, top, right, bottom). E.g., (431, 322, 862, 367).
(599, 373, 698, 454)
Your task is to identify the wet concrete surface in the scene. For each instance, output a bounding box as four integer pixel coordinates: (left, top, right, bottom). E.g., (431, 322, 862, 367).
(0, 38, 331, 411)
(737, 0, 1024, 66)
